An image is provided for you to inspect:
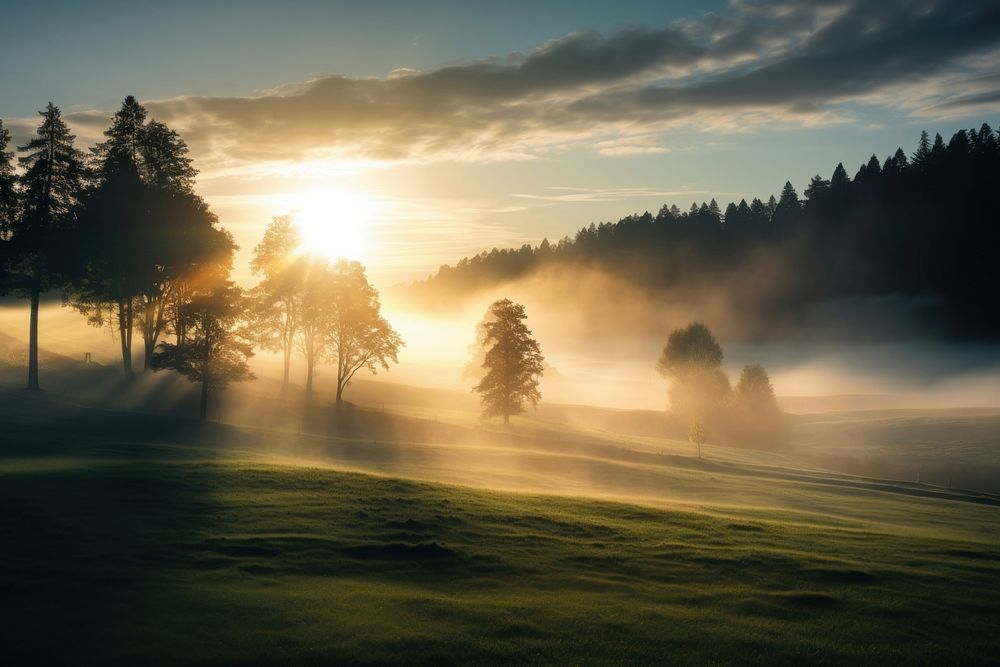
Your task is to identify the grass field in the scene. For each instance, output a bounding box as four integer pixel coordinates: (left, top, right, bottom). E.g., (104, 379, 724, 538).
(2, 389, 1000, 665)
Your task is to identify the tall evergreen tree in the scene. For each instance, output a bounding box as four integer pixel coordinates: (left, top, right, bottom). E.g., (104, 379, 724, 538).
(473, 299, 544, 424)
(141, 120, 196, 193)
(830, 162, 850, 193)
(9, 103, 87, 390)
(804, 174, 830, 202)
(0, 120, 17, 240)
(70, 96, 225, 375)
(912, 130, 931, 167)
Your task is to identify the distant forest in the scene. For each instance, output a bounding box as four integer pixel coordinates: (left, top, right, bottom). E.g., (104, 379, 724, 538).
(408, 125, 1000, 339)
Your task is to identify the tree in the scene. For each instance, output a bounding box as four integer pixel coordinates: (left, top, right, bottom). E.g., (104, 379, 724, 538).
(69, 97, 226, 375)
(0, 120, 17, 239)
(8, 103, 87, 390)
(688, 418, 707, 459)
(734, 363, 786, 446)
(296, 256, 334, 399)
(326, 259, 402, 406)
(151, 282, 254, 420)
(735, 364, 778, 413)
(249, 215, 304, 394)
(656, 322, 730, 433)
(140, 120, 196, 193)
(473, 298, 544, 424)
(92, 95, 146, 177)
(804, 174, 830, 202)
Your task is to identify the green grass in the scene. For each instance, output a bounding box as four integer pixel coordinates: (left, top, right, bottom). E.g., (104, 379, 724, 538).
(2, 393, 1000, 664)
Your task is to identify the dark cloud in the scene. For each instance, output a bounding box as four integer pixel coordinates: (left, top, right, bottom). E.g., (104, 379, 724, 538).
(31, 0, 1000, 168)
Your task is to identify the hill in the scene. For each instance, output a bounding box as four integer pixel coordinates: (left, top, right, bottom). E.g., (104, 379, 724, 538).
(402, 125, 1000, 341)
(1, 391, 999, 664)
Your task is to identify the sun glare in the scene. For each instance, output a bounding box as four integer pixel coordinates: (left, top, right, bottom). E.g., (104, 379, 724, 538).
(288, 189, 374, 261)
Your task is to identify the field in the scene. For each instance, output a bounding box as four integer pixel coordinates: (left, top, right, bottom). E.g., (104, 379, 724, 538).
(2, 385, 1000, 665)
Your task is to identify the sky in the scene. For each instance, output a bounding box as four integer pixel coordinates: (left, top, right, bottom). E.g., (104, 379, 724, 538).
(3, 0, 1000, 287)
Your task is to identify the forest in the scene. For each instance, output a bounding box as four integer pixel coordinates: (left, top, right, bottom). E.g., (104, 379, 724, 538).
(408, 125, 1000, 340)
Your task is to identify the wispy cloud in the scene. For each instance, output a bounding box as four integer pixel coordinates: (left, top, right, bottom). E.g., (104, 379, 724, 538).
(512, 187, 734, 203)
(6, 0, 992, 175)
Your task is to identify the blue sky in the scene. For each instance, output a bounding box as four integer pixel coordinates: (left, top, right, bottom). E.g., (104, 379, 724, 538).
(2, 0, 999, 283)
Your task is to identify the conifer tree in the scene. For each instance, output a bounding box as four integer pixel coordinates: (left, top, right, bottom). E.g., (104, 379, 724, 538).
(473, 299, 544, 424)
(9, 103, 87, 390)
(0, 120, 17, 239)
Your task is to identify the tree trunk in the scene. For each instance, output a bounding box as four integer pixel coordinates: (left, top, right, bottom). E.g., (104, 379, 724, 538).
(335, 382, 344, 407)
(199, 381, 209, 420)
(27, 286, 40, 391)
(503, 412, 509, 425)
(305, 359, 314, 400)
(281, 343, 292, 396)
(142, 300, 155, 372)
(118, 301, 133, 378)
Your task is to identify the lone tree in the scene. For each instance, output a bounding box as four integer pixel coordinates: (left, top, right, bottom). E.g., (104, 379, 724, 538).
(657, 322, 730, 450)
(151, 282, 254, 420)
(8, 103, 87, 390)
(473, 298, 544, 424)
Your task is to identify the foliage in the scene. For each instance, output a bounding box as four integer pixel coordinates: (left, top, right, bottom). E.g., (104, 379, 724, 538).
(473, 298, 544, 423)
(248, 215, 304, 391)
(151, 282, 254, 419)
(67, 96, 232, 375)
(410, 124, 1000, 338)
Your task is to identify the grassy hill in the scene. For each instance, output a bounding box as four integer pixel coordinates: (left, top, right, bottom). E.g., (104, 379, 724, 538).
(2, 390, 999, 664)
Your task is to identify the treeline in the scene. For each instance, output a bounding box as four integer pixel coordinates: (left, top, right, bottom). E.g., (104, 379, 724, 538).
(409, 125, 1000, 339)
(0, 98, 400, 418)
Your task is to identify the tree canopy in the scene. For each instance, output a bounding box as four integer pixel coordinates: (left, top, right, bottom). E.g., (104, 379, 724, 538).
(473, 299, 544, 424)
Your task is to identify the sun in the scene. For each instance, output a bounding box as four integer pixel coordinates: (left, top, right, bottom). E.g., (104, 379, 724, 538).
(287, 189, 374, 261)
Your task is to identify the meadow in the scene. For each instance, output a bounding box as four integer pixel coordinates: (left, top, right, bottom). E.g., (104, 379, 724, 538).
(2, 385, 999, 665)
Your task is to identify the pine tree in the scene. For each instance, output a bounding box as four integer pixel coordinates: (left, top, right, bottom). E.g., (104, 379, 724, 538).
(11, 103, 87, 390)
(708, 198, 721, 222)
(141, 120, 196, 193)
(70, 96, 225, 375)
(0, 120, 17, 239)
(830, 162, 850, 193)
(765, 195, 777, 220)
(912, 130, 931, 167)
(473, 299, 544, 424)
(92, 95, 147, 177)
(804, 174, 830, 201)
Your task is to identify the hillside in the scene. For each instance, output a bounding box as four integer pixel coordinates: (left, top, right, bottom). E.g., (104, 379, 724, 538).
(402, 125, 1000, 341)
(2, 391, 999, 664)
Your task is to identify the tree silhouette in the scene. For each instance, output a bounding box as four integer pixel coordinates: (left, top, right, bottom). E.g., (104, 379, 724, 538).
(657, 322, 730, 433)
(296, 256, 334, 400)
(326, 259, 402, 406)
(68, 96, 229, 374)
(151, 282, 254, 420)
(473, 298, 544, 424)
(0, 120, 17, 240)
(249, 215, 304, 395)
(6, 103, 87, 390)
(411, 124, 1000, 339)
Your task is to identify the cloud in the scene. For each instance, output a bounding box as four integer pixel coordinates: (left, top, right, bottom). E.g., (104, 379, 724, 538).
(511, 187, 731, 203)
(9, 0, 1000, 172)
